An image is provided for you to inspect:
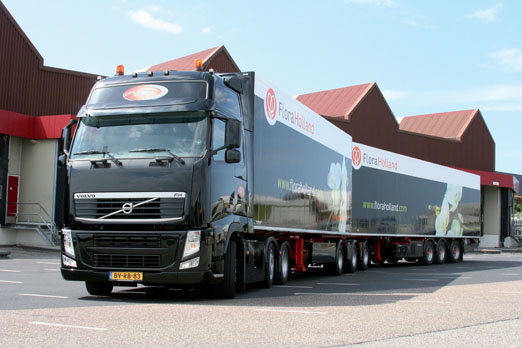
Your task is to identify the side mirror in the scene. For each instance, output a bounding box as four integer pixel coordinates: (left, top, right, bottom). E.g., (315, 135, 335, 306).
(62, 119, 77, 155)
(225, 119, 241, 149)
(225, 149, 241, 163)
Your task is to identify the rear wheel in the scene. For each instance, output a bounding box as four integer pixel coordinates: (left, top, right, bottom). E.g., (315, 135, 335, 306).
(448, 241, 462, 263)
(421, 241, 435, 265)
(434, 240, 447, 264)
(264, 242, 276, 288)
(214, 240, 237, 299)
(275, 243, 290, 285)
(326, 242, 344, 276)
(358, 242, 370, 270)
(344, 243, 358, 273)
(85, 281, 113, 296)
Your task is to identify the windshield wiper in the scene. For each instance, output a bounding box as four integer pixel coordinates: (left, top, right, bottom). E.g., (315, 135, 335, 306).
(128, 148, 185, 165)
(73, 150, 122, 167)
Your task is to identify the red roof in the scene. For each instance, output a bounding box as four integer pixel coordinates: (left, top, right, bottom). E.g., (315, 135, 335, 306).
(458, 167, 519, 192)
(399, 109, 478, 141)
(148, 45, 239, 72)
(296, 83, 375, 119)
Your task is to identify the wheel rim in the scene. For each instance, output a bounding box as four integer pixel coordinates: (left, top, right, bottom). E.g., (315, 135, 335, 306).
(281, 248, 289, 279)
(452, 244, 460, 259)
(438, 245, 445, 261)
(426, 244, 433, 262)
(337, 247, 343, 270)
(269, 246, 275, 280)
(363, 246, 369, 265)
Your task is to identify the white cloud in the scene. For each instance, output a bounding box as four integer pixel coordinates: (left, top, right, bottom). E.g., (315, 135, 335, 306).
(127, 10, 183, 34)
(148, 5, 161, 12)
(468, 3, 502, 22)
(488, 48, 522, 72)
(382, 89, 411, 101)
(201, 27, 211, 34)
(345, 0, 397, 7)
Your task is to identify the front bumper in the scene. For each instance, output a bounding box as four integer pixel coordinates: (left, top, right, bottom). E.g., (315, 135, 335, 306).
(60, 228, 218, 286)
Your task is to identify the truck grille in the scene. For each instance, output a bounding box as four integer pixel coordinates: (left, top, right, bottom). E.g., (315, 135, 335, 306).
(74, 192, 185, 222)
(93, 254, 161, 268)
(93, 235, 161, 248)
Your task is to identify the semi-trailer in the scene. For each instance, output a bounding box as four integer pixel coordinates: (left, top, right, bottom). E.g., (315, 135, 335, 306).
(58, 66, 481, 298)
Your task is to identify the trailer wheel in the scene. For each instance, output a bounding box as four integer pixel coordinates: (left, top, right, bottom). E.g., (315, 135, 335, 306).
(434, 240, 447, 264)
(448, 241, 462, 263)
(421, 240, 435, 265)
(85, 281, 113, 296)
(345, 243, 358, 273)
(326, 242, 344, 276)
(214, 240, 237, 299)
(358, 242, 370, 270)
(275, 243, 290, 285)
(264, 242, 276, 288)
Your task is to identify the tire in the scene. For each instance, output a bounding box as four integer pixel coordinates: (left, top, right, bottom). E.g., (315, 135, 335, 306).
(85, 281, 113, 296)
(264, 242, 276, 288)
(275, 243, 290, 285)
(448, 241, 462, 263)
(421, 240, 435, 265)
(358, 242, 370, 270)
(344, 243, 358, 273)
(434, 240, 447, 264)
(326, 242, 344, 276)
(214, 240, 237, 299)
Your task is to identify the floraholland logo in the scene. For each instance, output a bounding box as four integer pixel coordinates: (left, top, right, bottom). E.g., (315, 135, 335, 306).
(352, 146, 362, 170)
(265, 88, 277, 125)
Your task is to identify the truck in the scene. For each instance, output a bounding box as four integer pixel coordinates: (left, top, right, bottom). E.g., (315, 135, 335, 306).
(58, 65, 481, 298)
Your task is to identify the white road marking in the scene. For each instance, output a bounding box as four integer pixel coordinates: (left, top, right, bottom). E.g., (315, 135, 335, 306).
(273, 285, 314, 289)
(19, 293, 68, 299)
(31, 322, 107, 331)
(402, 278, 440, 282)
(0, 269, 21, 273)
(36, 262, 60, 265)
(254, 308, 327, 315)
(316, 282, 360, 286)
(44, 269, 59, 272)
(294, 292, 426, 296)
(0, 280, 22, 284)
(500, 273, 520, 276)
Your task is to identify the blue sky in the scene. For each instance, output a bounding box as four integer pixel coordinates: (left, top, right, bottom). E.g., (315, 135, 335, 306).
(4, 0, 522, 175)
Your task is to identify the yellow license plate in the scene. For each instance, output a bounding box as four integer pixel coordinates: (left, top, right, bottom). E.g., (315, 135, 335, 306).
(110, 272, 143, 281)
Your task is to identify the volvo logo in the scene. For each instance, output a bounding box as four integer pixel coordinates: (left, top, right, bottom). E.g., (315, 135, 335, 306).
(122, 202, 134, 215)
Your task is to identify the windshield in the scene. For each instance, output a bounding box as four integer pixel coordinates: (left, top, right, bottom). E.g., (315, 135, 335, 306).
(70, 112, 208, 160)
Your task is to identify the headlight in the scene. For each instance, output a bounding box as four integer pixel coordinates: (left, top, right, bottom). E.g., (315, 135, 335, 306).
(180, 257, 200, 270)
(62, 254, 77, 268)
(182, 230, 201, 258)
(62, 229, 75, 258)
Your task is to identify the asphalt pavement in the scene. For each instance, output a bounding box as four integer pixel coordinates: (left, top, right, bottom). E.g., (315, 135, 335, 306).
(1, 247, 521, 348)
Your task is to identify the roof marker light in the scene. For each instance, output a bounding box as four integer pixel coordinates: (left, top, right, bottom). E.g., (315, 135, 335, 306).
(116, 65, 124, 76)
(148, 71, 153, 77)
(195, 59, 203, 71)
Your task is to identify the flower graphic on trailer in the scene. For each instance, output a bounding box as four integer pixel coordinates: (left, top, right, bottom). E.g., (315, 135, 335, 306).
(435, 184, 463, 236)
(327, 157, 349, 233)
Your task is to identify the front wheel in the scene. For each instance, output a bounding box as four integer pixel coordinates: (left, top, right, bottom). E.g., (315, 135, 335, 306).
(85, 281, 113, 296)
(214, 240, 237, 299)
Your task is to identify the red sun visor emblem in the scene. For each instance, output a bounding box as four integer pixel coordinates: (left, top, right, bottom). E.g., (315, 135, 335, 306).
(123, 84, 168, 101)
